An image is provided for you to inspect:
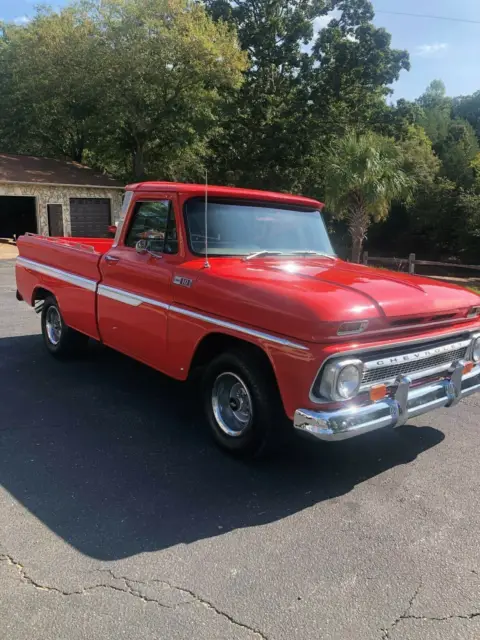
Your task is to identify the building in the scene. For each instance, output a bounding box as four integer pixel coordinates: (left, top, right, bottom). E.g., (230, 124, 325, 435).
(0, 153, 124, 239)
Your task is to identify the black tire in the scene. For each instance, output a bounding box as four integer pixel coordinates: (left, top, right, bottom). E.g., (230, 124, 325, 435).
(41, 296, 89, 359)
(202, 348, 284, 458)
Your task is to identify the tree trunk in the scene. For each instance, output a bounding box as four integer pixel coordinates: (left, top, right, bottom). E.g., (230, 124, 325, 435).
(72, 146, 84, 163)
(348, 207, 369, 263)
(133, 143, 146, 181)
(351, 234, 363, 263)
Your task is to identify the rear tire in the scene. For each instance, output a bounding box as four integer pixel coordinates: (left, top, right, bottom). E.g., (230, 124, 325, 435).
(202, 348, 284, 458)
(41, 296, 89, 359)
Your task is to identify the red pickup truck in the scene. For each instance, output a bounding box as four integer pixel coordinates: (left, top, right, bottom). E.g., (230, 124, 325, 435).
(15, 182, 480, 456)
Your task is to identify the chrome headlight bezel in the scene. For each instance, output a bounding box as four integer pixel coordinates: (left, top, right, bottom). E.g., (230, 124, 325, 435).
(471, 335, 480, 363)
(317, 358, 364, 402)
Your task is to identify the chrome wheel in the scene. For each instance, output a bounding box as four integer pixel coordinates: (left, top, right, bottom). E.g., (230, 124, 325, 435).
(45, 305, 62, 346)
(212, 372, 253, 437)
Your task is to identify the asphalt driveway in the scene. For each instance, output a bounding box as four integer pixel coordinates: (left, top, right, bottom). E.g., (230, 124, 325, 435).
(0, 258, 479, 639)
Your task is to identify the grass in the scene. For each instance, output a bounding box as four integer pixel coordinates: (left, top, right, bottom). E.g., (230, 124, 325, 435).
(467, 286, 480, 295)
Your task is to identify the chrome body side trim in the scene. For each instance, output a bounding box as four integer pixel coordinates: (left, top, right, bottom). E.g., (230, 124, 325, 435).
(16, 256, 97, 292)
(168, 304, 309, 350)
(295, 361, 480, 442)
(97, 284, 309, 351)
(97, 284, 169, 309)
(17, 257, 309, 351)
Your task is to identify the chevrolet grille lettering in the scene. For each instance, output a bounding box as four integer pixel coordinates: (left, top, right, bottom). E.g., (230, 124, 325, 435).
(365, 338, 471, 371)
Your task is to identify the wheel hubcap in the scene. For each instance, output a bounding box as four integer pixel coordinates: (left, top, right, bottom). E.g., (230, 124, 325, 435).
(45, 306, 62, 345)
(212, 372, 253, 437)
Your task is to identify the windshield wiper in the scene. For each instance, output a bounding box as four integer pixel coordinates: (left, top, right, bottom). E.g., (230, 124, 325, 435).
(286, 250, 336, 259)
(242, 250, 285, 261)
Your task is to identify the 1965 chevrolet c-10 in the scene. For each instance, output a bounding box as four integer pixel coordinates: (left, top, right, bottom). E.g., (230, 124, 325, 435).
(15, 182, 480, 456)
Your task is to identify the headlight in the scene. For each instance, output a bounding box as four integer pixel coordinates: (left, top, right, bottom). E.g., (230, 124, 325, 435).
(337, 364, 362, 399)
(472, 336, 480, 363)
(318, 359, 364, 401)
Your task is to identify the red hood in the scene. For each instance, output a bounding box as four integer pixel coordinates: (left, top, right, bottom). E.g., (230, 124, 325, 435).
(174, 256, 480, 343)
(269, 258, 477, 318)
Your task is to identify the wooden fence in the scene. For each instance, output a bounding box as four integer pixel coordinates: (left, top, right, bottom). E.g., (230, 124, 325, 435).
(362, 252, 480, 276)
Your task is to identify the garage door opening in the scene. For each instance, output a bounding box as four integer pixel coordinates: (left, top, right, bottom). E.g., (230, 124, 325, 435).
(70, 198, 111, 237)
(0, 196, 37, 240)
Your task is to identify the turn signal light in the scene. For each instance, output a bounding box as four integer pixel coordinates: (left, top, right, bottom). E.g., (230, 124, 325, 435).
(337, 320, 369, 336)
(467, 306, 480, 318)
(370, 384, 387, 402)
(463, 361, 474, 375)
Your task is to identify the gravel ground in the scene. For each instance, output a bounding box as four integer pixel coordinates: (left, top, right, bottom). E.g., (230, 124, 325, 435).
(0, 242, 18, 260)
(0, 258, 479, 639)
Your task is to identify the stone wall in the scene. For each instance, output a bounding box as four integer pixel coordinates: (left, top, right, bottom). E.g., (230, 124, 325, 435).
(0, 183, 123, 236)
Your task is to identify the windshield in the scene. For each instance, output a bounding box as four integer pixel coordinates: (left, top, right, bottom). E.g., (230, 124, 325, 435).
(184, 198, 335, 257)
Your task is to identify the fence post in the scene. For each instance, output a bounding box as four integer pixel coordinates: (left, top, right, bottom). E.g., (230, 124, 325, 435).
(408, 253, 416, 275)
(363, 251, 368, 266)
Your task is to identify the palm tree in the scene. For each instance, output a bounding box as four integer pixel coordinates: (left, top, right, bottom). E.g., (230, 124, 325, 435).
(324, 131, 412, 263)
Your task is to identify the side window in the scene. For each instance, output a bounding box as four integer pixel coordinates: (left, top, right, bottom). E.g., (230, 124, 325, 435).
(125, 200, 177, 254)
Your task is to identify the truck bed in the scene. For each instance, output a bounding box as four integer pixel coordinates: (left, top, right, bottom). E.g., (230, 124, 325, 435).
(16, 234, 115, 340)
(17, 234, 113, 281)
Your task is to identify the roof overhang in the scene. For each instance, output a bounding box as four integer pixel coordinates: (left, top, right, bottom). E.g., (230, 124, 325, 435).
(0, 180, 124, 190)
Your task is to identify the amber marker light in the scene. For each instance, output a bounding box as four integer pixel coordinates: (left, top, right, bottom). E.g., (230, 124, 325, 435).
(463, 361, 474, 375)
(369, 384, 387, 402)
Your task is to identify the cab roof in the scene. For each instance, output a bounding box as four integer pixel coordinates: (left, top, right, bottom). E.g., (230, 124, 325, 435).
(125, 181, 323, 209)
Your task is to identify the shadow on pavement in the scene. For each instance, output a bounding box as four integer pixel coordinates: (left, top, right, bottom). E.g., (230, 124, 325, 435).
(0, 334, 445, 560)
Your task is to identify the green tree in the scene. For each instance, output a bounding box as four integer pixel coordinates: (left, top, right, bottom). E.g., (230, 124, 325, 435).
(399, 124, 440, 188)
(407, 178, 457, 258)
(0, 9, 102, 161)
(205, 0, 409, 192)
(438, 119, 479, 187)
(453, 91, 480, 139)
(374, 99, 424, 140)
(471, 153, 480, 192)
(0, 0, 247, 180)
(416, 80, 452, 147)
(89, 0, 247, 180)
(457, 190, 480, 258)
(323, 130, 411, 262)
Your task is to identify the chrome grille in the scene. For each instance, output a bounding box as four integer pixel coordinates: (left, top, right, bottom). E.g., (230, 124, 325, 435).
(361, 339, 471, 388)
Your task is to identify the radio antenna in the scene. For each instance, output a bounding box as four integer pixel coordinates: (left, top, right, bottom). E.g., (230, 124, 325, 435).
(204, 169, 210, 269)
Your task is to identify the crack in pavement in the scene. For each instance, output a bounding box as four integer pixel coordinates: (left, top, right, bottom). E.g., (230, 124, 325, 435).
(381, 581, 480, 638)
(96, 569, 269, 639)
(381, 581, 422, 639)
(0, 555, 268, 640)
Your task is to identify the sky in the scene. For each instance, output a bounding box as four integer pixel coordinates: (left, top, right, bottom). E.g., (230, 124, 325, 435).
(1, 0, 479, 102)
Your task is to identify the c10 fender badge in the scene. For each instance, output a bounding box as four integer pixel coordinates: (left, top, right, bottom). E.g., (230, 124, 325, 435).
(173, 275, 193, 288)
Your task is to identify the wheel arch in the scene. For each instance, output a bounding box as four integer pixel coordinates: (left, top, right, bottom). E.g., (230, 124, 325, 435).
(188, 332, 276, 379)
(32, 286, 55, 311)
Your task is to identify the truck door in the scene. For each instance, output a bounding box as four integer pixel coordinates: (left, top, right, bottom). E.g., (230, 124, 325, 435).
(97, 194, 181, 371)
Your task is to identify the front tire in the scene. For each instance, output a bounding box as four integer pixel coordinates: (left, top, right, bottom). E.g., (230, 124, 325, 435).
(41, 296, 89, 359)
(202, 348, 283, 457)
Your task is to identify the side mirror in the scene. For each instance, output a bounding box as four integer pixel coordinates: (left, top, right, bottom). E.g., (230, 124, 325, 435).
(135, 239, 148, 255)
(107, 224, 117, 238)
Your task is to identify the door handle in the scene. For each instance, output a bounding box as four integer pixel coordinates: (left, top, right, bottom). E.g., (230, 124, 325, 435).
(104, 255, 120, 264)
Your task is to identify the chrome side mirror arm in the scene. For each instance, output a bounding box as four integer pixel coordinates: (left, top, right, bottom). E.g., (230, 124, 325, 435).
(135, 239, 163, 258)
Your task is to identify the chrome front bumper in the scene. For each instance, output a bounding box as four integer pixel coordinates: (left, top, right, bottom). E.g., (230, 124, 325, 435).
(294, 362, 480, 442)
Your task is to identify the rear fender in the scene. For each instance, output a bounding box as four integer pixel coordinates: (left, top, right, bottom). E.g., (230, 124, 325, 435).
(16, 260, 100, 340)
